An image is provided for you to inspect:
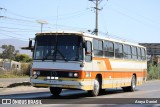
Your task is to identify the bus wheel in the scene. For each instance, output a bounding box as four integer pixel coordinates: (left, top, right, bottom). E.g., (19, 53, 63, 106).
(129, 75, 136, 92)
(50, 87, 62, 96)
(88, 78, 100, 97)
(122, 75, 136, 92)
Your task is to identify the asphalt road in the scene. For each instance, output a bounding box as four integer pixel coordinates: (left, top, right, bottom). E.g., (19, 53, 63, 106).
(0, 80, 160, 106)
(0, 78, 30, 83)
(0, 78, 30, 88)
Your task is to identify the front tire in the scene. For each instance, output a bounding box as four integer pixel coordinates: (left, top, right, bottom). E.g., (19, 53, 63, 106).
(88, 78, 100, 97)
(50, 87, 62, 96)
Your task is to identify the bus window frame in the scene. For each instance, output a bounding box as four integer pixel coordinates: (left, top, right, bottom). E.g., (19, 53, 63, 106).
(103, 40, 114, 58)
(85, 41, 92, 62)
(115, 42, 123, 59)
(131, 46, 138, 60)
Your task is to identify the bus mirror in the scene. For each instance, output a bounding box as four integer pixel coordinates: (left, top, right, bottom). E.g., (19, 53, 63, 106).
(29, 40, 32, 48)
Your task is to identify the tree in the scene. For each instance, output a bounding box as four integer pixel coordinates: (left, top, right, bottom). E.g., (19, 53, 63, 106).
(15, 54, 32, 62)
(1, 45, 19, 60)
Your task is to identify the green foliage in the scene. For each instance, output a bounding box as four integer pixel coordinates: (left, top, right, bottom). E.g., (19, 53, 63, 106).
(0, 45, 19, 60)
(15, 54, 32, 63)
(147, 63, 160, 80)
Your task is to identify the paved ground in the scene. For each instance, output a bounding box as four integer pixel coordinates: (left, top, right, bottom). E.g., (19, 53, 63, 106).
(0, 78, 30, 87)
(0, 80, 160, 107)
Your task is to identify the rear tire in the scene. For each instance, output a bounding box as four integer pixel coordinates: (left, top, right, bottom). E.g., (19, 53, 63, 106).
(129, 75, 136, 92)
(88, 78, 100, 97)
(122, 75, 136, 92)
(50, 87, 62, 96)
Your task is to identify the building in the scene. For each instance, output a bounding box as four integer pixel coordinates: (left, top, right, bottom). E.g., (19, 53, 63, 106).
(0, 59, 21, 71)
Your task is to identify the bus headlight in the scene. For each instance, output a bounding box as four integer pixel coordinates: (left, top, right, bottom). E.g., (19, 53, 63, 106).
(33, 71, 36, 75)
(33, 71, 40, 79)
(73, 73, 78, 77)
(68, 72, 78, 78)
(69, 72, 73, 77)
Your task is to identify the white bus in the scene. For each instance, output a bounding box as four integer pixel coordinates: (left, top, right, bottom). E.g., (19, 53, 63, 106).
(26, 31, 147, 96)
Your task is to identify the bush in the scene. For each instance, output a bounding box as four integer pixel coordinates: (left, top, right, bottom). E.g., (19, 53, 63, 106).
(0, 63, 31, 78)
(15, 54, 32, 63)
(147, 63, 160, 80)
(21, 63, 31, 76)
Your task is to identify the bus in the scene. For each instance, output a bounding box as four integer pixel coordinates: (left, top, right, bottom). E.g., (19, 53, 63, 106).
(27, 31, 147, 97)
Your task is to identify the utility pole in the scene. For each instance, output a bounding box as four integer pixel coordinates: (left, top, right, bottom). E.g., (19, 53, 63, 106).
(36, 20, 48, 33)
(89, 0, 103, 36)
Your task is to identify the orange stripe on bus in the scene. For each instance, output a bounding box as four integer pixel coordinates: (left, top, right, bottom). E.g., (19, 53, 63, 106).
(93, 57, 112, 70)
(84, 71, 146, 79)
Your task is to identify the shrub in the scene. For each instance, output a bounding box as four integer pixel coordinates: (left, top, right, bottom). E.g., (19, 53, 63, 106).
(147, 63, 160, 80)
(21, 63, 31, 76)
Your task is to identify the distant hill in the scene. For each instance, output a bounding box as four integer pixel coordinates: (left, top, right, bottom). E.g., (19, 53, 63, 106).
(0, 39, 32, 56)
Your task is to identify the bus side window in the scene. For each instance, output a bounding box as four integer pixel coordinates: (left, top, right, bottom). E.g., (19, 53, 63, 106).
(137, 47, 142, 60)
(103, 41, 114, 57)
(132, 46, 138, 60)
(93, 39, 103, 56)
(85, 41, 92, 62)
(141, 48, 146, 60)
(115, 43, 123, 58)
(123, 45, 132, 59)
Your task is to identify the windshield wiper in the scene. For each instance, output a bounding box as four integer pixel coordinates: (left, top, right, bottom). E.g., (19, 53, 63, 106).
(56, 49, 68, 62)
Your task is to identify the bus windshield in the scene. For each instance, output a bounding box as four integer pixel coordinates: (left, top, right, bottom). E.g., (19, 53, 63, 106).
(34, 35, 83, 61)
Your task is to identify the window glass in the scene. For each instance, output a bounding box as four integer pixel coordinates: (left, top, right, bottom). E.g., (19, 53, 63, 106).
(86, 41, 91, 52)
(93, 39, 98, 50)
(123, 45, 132, 59)
(141, 48, 146, 60)
(115, 43, 123, 58)
(132, 46, 137, 60)
(85, 41, 92, 62)
(93, 39, 103, 56)
(103, 41, 114, 57)
(137, 47, 141, 60)
(34, 35, 83, 61)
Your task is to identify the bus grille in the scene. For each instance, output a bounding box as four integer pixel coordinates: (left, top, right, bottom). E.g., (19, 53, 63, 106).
(37, 71, 77, 78)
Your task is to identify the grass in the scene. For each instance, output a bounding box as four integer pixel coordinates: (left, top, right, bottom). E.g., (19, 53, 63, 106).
(0, 71, 29, 78)
(0, 74, 29, 78)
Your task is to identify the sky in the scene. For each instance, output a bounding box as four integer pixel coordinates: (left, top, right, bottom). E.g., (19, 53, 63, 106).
(0, 0, 160, 43)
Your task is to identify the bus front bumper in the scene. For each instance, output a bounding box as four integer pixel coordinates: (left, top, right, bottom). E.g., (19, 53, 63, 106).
(31, 78, 93, 90)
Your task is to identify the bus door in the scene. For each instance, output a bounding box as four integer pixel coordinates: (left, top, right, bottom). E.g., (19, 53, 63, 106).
(84, 41, 93, 86)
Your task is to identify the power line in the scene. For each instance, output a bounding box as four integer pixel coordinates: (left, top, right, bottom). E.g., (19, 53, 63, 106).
(0, 26, 39, 32)
(111, 4, 160, 25)
(0, 29, 29, 39)
(0, 21, 40, 28)
(0, 32, 28, 41)
(109, 7, 160, 31)
(6, 17, 35, 23)
(6, 10, 37, 20)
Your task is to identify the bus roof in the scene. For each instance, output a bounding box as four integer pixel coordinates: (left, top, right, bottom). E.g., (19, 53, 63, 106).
(35, 31, 146, 48)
